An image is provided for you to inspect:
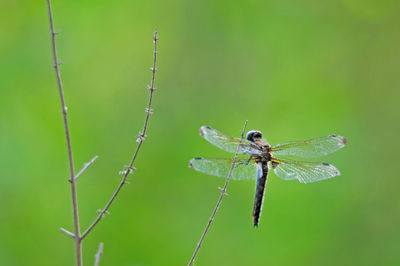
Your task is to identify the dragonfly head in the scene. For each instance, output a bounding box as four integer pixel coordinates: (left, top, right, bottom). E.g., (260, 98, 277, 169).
(246, 130, 263, 142)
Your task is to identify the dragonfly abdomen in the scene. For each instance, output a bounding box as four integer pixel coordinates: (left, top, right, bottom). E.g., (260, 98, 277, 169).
(252, 162, 269, 227)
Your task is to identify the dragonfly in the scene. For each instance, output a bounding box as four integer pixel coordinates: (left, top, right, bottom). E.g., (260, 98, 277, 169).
(189, 126, 347, 227)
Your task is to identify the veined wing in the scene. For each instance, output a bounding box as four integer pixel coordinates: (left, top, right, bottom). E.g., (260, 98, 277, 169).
(189, 158, 262, 181)
(200, 126, 262, 155)
(271, 135, 347, 158)
(271, 158, 340, 183)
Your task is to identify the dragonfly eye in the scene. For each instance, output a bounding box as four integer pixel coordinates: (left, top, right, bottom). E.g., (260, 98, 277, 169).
(246, 130, 262, 142)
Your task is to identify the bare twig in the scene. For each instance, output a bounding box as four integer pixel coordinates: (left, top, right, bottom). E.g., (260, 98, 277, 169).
(81, 29, 160, 240)
(94, 242, 104, 266)
(188, 120, 248, 266)
(60, 227, 75, 239)
(46, 0, 82, 265)
(74, 155, 99, 181)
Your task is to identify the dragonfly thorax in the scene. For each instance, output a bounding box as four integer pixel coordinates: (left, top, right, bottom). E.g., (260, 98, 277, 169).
(247, 130, 270, 154)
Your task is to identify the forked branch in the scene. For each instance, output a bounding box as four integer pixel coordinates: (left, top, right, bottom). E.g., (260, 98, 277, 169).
(46, 0, 159, 263)
(188, 120, 248, 266)
(81, 29, 160, 240)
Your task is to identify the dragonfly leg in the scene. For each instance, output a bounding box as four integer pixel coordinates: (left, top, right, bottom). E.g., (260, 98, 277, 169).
(240, 155, 253, 165)
(234, 155, 254, 168)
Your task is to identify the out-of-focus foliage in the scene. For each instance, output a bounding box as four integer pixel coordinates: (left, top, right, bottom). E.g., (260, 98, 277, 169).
(0, 0, 399, 265)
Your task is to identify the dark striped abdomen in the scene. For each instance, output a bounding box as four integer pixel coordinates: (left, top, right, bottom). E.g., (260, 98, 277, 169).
(252, 162, 268, 227)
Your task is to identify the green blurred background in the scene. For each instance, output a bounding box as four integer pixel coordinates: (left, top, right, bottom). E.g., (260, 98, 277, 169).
(1, 0, 399, 265)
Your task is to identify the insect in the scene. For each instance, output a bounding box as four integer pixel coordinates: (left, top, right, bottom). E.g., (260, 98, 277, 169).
(189, 126, 347, 227)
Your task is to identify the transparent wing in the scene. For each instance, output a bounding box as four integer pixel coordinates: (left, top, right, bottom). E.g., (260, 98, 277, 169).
(271, 135, 347, 158)
(200, 126, 262, 155)
(189, 158, 262, 181)
(271, 158, 340, 183)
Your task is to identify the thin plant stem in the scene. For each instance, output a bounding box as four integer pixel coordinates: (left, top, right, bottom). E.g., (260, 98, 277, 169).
(188, 120, 248, 266)
(81, 29, 159, 240)
(74, 155, 99, 181)
(94, 242, 104, 266)
(60, 227, 75, 239)
(45, 0, 82, 265)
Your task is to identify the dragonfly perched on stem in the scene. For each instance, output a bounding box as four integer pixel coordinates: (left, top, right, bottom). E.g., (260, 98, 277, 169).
(189, 126, 347, 227)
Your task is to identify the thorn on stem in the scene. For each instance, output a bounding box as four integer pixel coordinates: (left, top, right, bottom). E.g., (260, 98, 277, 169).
(53, 62, 63, 68)
(136, 132, 146, 143)
(96, 209, 110, 218)
(218, 187, 229, 196)
(119, 165, 136, 175)
(124, 165, 136, 171)
(118, 170, 129, 175)
(153, 36, 159, 43)
(145, 107, 153, 114)
(147, 85, 157, 91)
